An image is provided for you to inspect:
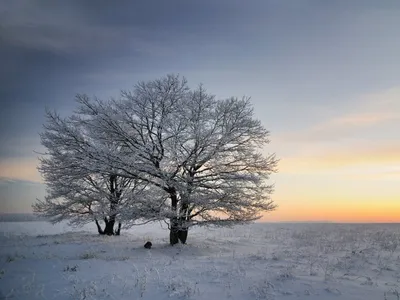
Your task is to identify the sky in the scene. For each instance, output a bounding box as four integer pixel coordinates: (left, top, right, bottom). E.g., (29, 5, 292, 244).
(0, 0, 399, 222)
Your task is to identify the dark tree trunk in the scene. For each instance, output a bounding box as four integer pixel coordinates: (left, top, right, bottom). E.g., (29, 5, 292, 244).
(170, 219, 188, 244)
(177, 202, 189, 244)
(115, 222, 121, 236)
(168, 187, 191, 245)
(170, 218, 179, 245)
(168, 187, 180, 245)
(178, 227, 188, 244)
(177, 169, 194, 245)
(96, 174, 121, 236)
(95, 219, 104, 235)
(95, 217, 120, 236)
(104, 216, 115, 235)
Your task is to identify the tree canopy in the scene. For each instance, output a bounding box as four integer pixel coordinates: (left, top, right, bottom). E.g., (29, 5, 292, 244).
(34, 74, 278, 244)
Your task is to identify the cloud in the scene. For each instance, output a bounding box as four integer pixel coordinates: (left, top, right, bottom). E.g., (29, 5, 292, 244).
(324, 112, 398, 128)
(275, 87, 400, 144)
(279, 142, 400, 174)
(0, 3, 163, 57)
(342, 169, 400, 181)
(0, 1, 231, 59)
(0, 158, 42, 183)
(0, 177, 43, 186)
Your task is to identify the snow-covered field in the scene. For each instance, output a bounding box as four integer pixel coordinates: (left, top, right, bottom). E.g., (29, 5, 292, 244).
(1, 222, 399, 300)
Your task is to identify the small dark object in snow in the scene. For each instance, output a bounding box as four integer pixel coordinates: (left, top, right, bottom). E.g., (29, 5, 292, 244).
(144, 241, 152, 249)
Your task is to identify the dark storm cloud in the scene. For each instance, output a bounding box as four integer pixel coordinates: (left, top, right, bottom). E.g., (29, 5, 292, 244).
(0, 0, 250, 159)
(1, 0, 400, 160)
(0, 1, 183, 155)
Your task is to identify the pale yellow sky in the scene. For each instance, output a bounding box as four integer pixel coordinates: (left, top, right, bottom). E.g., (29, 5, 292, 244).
(262, 87, 400, 222)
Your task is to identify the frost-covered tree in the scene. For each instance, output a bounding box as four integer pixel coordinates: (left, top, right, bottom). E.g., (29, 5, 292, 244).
(166, 86, 278, 244)
(33, 109, 159, 235)
(64, 75, 278, 244)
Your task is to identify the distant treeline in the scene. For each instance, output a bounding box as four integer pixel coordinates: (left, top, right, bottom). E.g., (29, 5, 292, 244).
(0, 213, 45, 222)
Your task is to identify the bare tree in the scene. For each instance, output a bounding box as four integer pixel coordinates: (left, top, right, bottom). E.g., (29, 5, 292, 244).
(63, 75, 278, 244)
(33, 109, 155, 235)
(167, 86, 278, 244)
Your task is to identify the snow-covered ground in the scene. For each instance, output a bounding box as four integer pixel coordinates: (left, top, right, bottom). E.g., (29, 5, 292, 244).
(0, 222, 399, 299)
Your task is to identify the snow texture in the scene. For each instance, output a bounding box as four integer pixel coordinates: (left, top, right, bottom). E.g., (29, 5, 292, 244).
(1, 221, 399, 300)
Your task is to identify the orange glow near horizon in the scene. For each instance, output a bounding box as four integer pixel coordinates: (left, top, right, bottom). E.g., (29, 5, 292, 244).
(1, 139, 399, 222)
(261, 138, 400, 223)
(262, 197, 400, 223)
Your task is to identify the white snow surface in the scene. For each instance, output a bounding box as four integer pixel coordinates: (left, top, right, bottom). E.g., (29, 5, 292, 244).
(0, 221, 399, 299)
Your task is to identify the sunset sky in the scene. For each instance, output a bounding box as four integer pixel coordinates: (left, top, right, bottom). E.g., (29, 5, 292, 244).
(0, 1, 399, 222)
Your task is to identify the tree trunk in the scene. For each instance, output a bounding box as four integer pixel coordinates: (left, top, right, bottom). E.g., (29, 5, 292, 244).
(168, 187, 191, 245)
(95, 219, 104, 235)
(168, 187, 179, 245)
(95, 217, 120, 236)
(115, 222, 121, 236)
(178, 227, 188, 244)
(170, 220, 188, 244)
(104, 216, 115, 235)
(170, 218, 179, 245)
(105, 174, 120, 236)
(177, 202, 189, 244)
